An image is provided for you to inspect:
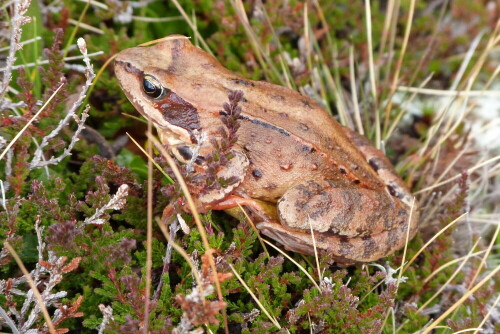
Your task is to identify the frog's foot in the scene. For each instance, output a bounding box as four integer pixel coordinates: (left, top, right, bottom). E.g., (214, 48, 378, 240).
(258, 179, 418, 263)
(197, 149, 249, 205)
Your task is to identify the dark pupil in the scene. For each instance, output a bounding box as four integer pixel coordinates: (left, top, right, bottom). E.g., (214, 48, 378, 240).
(143, 78, 162, 98)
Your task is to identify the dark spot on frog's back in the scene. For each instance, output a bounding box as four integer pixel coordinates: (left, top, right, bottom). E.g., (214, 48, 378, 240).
(156, 91, 201, 138)
(170, 39, 183, 59)
(264, 183, 277, 190)
(191, 83, 202, 90)
(230, 78, 254, 87)
(368, 158, 385, 172)
(339, 235, 350, 243)
(252, 169, 263, 179)
(202, 63, 215, 69)
(301, 99, 312, 108)
(301, 145, 316, 154)
(362, 236, 378, 258)
(299, 123, 309, 131)
(268, 94, 285, 101)
(387, 185, 406, 200)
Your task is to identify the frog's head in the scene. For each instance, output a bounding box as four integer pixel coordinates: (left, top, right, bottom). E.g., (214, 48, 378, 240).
(115, 35, 228, 147)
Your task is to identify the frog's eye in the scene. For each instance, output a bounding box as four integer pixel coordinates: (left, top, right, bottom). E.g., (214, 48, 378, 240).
(142, 75, 165, 99)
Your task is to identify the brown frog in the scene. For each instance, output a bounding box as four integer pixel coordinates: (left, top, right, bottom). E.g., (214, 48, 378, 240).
(114, 35, 418, 264)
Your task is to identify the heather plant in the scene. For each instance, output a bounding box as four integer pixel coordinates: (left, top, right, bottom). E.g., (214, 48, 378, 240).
(1, 1, 499, 333)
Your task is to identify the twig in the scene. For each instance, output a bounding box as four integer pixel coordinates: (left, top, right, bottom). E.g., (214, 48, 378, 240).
(81, 184, 129, 226)
(3, 241, 56, 334)
(0, 0, 32, 108)
(29, 38, 95, 169)
(0, 305, 20, 334)
(153, 219, 180, 300)
(0, 51, 104, 71)
(97, 304, 114, 334)
(0, 83, 65, 162)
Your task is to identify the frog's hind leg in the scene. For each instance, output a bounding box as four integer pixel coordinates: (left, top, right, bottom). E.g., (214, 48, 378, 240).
(256, 218, 415, 264)
(260, 179, 418, 263)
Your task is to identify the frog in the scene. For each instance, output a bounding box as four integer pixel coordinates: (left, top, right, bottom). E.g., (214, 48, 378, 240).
(114, 35, 418, 264)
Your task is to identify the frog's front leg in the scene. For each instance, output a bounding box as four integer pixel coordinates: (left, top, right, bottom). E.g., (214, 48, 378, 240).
(196, 147, 250, 209)
(257, 179, 417, 264)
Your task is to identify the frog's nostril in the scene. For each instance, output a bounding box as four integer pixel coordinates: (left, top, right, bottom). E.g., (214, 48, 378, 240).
(118, 61, 140, 74)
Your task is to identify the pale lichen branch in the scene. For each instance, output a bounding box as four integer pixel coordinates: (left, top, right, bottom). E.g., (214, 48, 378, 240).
(82, 184, 129, 226)
(28, 38, 95, 170)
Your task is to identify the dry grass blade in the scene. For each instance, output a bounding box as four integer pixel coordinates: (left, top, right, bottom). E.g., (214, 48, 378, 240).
(0, 83, 64, 161)
(422, 249, 489, 285)
(155, 217, 202, 287)
(406, 0, 449, 88)
(146, 134, 208, 248)
(235, 203, 269, 258)
(472, 294, 500, 334)
(126, 133, 174, 183)
(396, 86, 500, 97)
(75, 0, 107, 10)
(452, 329, 486, 333)
(0, 37, 40, 52)
(383, 0, 416, 134)
(4, 242, 56, 334)
(307, 217, 322, 283)
(403, 212, 467, 273)
(385, 74, 433, 141)
(68, 18, 104, 34)
(146, 133, 229, 333)
(420, 265, 500, 334)
(364, 0, 377, 104)
(169, 0, 212, 55)
(467, 223, 499, 290)
(415, 155, 500, 194)
(396, 197, 416, 285)
(417, 239, 480, 313)
(348, 46, 364, 135)
(415, 26, 499, 174)
(262, 239, 320, 291)
(138, 34, 190, 47)
(63, 0, 91, 58)
(461, 21, 500, 89)
(228, 263, 282, 330)
(229, 0, 283, 84)
(377, 0, 396, 61)
(381, 306, 395, 334)
(143, 121, 153, 333)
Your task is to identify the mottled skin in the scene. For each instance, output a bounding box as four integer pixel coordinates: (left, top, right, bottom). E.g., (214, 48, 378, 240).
(114, 35, 419, 264)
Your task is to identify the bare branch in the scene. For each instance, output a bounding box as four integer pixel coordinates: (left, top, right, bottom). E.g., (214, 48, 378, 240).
(153, 219, 180, 300)
(81, 184, 129, 226)
(29, 38, 95, 170)
(97, 304, 114, 334)
(1, 218, 83, 332)
(0, 0, 32, 109)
